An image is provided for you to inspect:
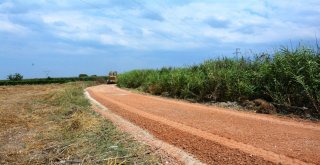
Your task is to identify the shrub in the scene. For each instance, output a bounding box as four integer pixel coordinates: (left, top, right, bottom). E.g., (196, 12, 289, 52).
(7, 73, 23, 81)
(79, 74, 88, 78)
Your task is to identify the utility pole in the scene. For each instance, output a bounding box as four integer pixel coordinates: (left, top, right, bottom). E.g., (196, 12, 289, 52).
(233, 48, 241, 60)
(44, 70, 50, 77)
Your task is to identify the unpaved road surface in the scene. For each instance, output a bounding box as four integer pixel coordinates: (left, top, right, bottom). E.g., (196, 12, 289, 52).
(87, 85, 320, 165)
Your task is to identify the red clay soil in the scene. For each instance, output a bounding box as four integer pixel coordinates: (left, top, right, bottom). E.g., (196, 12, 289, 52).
(87, 85, 320, 165)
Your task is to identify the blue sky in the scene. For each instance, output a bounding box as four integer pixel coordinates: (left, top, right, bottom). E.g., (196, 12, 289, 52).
(0, 0, 319, 79)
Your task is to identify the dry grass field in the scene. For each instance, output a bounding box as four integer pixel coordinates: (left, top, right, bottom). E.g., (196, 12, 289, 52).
(0, 82, 161, 164)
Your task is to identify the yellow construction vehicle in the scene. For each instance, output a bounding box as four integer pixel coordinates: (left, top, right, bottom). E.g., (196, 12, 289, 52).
(107, 71, 117, 84)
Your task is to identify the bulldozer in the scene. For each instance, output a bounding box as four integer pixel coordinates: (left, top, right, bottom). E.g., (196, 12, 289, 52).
(107, 71, 117, 84)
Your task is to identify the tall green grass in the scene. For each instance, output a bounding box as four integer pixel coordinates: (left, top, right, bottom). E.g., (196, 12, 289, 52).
(118, 45, 320, 117)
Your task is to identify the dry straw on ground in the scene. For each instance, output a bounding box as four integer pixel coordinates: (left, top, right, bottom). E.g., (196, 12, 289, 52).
(0, 82, 162, 164)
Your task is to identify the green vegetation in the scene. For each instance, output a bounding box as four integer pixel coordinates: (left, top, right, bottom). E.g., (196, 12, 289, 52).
(0, 76, 107, 85)
(118, 45, 320, 118)
(79, 73, 89, 78)
(0, 82, 161, 164)
(7, 73, 23, 81)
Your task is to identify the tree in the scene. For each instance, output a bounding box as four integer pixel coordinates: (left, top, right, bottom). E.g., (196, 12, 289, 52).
(79, 74, 88, 78)
(7, 73, 23, 81)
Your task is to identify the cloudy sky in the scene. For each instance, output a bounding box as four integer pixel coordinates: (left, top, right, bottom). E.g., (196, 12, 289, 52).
(1, 0, 319, 79)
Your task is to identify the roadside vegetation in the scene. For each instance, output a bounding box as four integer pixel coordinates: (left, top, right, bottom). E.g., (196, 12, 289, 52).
(117, 45, 320, 118)
(0, 82, 161, 164)
(0, 76, 107, 85)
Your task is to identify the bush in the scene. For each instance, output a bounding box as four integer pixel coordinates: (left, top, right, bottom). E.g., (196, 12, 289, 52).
(79, 74, 88, 78)
(7, 73, 23, 81)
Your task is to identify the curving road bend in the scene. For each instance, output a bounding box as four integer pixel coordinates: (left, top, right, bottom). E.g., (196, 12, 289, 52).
(86, 85, 320, 165)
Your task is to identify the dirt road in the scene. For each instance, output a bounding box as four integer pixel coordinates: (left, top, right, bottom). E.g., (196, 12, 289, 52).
(86, 85, 320, 165)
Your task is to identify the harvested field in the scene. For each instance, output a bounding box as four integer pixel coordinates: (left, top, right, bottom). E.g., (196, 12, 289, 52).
(0, 83, 168, 164)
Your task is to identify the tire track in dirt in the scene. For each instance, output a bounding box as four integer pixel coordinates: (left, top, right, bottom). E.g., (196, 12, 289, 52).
(87, 90, 272, 164)
(85, 91, 204, 165)
(87, 85, 320, 165)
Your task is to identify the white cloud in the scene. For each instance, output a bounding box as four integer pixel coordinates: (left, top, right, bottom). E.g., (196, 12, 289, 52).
(41, 11, 124, 42)
(2, 0, 319, 51)
(157, 0, 320, 44)
(1, 0, 320, 79)
(100, 34, 129, 46)
(0, 16, 28, 34)
(0, 1, 14, 11)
